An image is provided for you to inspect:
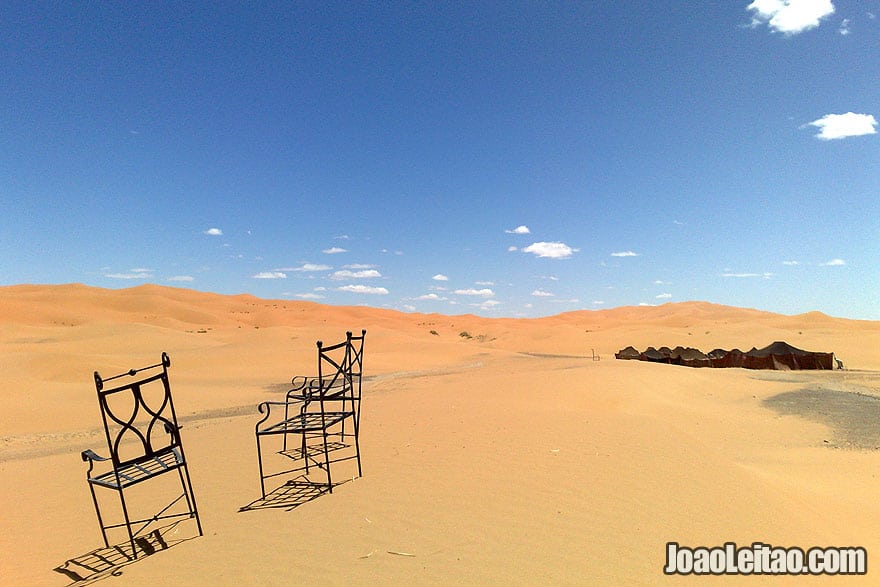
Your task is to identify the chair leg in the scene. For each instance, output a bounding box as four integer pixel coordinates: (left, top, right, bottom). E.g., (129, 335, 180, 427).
(301, 431, 309, 475)
(353, 417, 363, 477)
(116, 489, 138, 560)
(178, 465, 203, 537)
(256, 433, 267, 499)
(322, 431, 333, 493)
(86, 482, 110, 549)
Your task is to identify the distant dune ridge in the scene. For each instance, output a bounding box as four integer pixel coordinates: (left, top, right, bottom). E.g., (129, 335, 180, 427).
(1, 284, 879, 583)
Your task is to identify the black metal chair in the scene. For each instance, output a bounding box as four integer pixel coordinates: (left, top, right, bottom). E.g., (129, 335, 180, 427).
(81, 353, 203, 559)
(255, 330, 365, 498)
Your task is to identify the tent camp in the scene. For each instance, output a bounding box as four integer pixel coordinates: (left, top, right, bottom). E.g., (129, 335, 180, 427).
(615, 341, 836, 371)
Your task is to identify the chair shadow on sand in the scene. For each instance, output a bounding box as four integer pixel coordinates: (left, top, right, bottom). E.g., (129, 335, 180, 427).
(239, 473, 354, 513)
(53, 521, 196, 585)
(242, 433, 356, 513)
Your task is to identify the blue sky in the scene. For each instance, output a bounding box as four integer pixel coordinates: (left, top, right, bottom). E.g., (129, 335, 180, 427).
(2, 1, 878, 319)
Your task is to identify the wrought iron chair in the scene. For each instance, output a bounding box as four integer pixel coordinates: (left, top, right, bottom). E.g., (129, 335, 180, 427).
(81, 353, 203, 559)
(255, 330, 365, 498)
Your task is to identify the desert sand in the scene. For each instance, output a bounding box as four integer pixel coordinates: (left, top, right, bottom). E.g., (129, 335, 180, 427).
(2, 283, 879, 584)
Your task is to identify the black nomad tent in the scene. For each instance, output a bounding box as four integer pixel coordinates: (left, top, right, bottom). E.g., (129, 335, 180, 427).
(741, 341, 835, 371)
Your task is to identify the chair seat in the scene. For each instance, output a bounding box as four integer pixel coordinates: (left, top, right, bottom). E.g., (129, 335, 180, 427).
(88, 448, 184, 489)
(258, 411, 353, 435)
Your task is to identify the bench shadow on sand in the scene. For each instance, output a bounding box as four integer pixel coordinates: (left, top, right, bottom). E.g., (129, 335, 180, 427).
(762, 371, 880, 450)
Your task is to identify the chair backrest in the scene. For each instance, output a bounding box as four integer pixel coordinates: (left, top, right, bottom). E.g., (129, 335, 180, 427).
(347, 329, 365, 399)
(314, 330, 366, 402)
(93, 353, 182, 468)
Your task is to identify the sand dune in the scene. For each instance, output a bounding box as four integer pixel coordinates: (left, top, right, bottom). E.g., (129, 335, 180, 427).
(1, 284, 879, 584)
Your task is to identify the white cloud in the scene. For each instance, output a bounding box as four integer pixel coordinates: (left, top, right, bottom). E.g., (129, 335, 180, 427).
(820, 258, 846, 266)
(593, 300, 605, 305)
(167, 276, 194, 282)
(611, 251, 639, 257)
(323, 247, 347, 254)
(507, 246, 518, 252)
(416, 293, 442, 301)
(522, 242, 576, 259)
(454, 288, 495, 297)
(839, 18, 850, 34)
(279, 263, 332, 272)
(654, 280, 670, 285)
(105, 269, 152, 279)
(337, 284, 389, 295)
(432, 274, 449, 281)
(474, 299, 501, 310)
(722, 272, 773, 279)
(531, 289, 554, 297)
(253, 271, 287, 279)
(295, 293, 325, 299)
(331, 269, 381, 280)
(782, 260, 800, 266)
(748, 0, 835, 35)
(808, 112, 877, 140)
(203, 228, 223, 236)
(505, 225, 531, 234)
(476, 280, 494, 286)
(656, 293, 673, 299)
(346, 264, 376, 269)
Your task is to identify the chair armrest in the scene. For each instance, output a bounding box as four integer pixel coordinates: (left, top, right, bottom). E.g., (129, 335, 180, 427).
(290, 375, 314, 391)
(314, 376, 353, 401)
(164, 421, 182, 434)
(289, 375, 353, 401)
(81, 449, 108, 462)
(287, 375, 318, 401)
(256, 400, 308, 432)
